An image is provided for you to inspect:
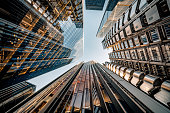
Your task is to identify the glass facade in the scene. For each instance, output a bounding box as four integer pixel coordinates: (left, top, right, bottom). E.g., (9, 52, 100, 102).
(9, 62, 170, 113)
(0, 0, 83, 87)
(0, 81, 35, 112)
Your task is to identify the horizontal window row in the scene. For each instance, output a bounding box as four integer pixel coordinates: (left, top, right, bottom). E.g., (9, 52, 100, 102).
(105, 63, 170, 108)
(109, 43, 170, 62)
(102, 0, 170, 49)
(103, 21, 170, 49)
(106, 60, 169, 77)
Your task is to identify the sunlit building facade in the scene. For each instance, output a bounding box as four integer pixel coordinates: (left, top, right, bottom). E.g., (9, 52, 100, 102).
(98, 0, 170, 81)
(97, 0, 170, 111)
(7, 62, 170, 113)
(0, 0, 83, 88)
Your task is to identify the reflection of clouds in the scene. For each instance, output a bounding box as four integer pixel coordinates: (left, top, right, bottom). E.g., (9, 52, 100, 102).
(70, 37, 83, 61)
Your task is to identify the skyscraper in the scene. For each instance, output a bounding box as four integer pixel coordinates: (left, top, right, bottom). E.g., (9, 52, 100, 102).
(97, 0, 170, 81)
(0, 81, 36, 112)
(7, 61, 170, 113)
(0, 0, 83, 88)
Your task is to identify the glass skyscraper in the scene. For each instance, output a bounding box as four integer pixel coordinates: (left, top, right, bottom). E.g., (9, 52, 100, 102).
(7, 62, 170, 113)
(0, 0, 83, 88)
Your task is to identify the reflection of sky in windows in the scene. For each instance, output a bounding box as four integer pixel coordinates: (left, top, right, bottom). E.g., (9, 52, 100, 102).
(58, 17, 83, 61)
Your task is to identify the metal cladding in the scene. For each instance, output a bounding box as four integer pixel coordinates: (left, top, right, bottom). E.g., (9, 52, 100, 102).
(7, 62, 170, 113)
(101, 0, 170, 110)
(85, 0, 105, 10)
(102, 0, 170, 79)
(0, 0, 83, 88)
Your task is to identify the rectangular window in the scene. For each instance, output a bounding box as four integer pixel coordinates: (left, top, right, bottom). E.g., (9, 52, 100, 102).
(140, 34, 148, 44)
(118, 43, 121, 50)
(150, 29, 160, 42)
(121, 51, 125, 58)
(164, 23, 170, 39)
(116, 34, 120, 41)
(129, 39, 134, 47)
(140, 50, 146, 60)
(134, 36, 140, 46)
(125, 51, 130, 59)
(130, 50, 137, 59)
(121, 42, 124, 49)
(120, 30, 125, 39)
(124, 40, 129, 48)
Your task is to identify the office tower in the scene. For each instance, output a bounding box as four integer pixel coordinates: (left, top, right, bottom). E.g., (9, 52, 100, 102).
(85, 0, 105, 10)
(0, 0, 83, 88)
(0, 81, 35, 112)
(7, 61, 170, 113)
(98, 0, 170, 81)
(96, 0, 170, 111)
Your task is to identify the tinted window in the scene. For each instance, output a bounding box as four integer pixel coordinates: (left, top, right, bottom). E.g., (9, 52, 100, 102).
(124, 41, 129, 48)
(118, 43, 121, 50)
(121, 42, 124, 49)
(164, 23, 170, 39)
(140, 50, 145, 60)
(140, 34, 148, 44)
(134, 36, 140, 46)
(150, 29, 160, 42)
(129, 39, 133, 47)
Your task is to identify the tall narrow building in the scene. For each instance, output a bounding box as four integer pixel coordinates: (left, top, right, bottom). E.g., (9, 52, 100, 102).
(7, 61, 170, 113)
(0, 0, 83, 88)
(97, 0, 170, 92)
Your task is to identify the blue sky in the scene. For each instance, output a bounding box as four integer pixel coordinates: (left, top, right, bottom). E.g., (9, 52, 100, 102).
(28, 0, 111, 91)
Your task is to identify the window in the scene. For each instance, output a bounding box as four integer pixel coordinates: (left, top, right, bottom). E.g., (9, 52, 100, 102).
(119, 17, 123, 29)
(115, 44, 118, 50)
(121, 51, 125, 58)
(116, 34, 120, 41)
(128, 39, 134, 47)
(120, 31, 125, 39)
(112, 36, 116, 43)
(134, 36, 140, 46)
(121, 42, 124, 49)
(113, 45, 116, 51)
(118, 43, 121, 50)
(164, 23, 170, 39)
(140, 50, 146, 60)
(125, 25, 132, 36)
(124, 40, 129, 48)
(117, 52, 120, 58)
(125, 51, 130, 59)
(150, 29, 160, 42)
(131, 50, 137, 59)
(140, 34, 148, 44)
(149, 46, 161, 61)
